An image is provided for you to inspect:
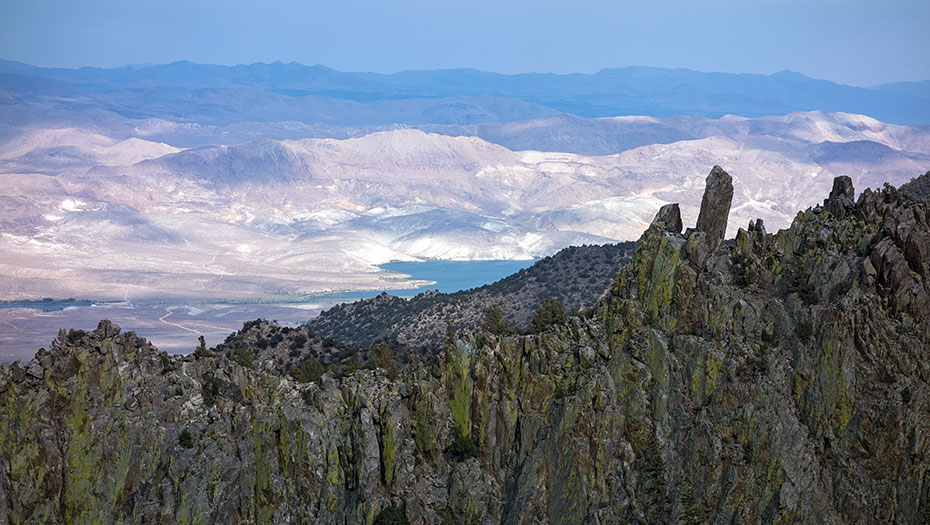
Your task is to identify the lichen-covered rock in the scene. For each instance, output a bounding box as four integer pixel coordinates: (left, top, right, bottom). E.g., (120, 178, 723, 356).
(1, 173, 929, 524)
(695, 165, 734, 250)
(651, 203, 683, 234)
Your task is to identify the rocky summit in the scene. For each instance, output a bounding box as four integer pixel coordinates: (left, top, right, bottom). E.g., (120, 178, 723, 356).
(1, 167, 929, 524)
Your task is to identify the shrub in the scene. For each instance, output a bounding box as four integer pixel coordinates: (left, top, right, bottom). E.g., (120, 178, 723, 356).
(290, 356, 324, 383)
(178, 428, 194, 449)
(66, 329, 87, 344)
(329, 360, 362, 379)
(368, 343, 398, 379)
(373, 502, 410, 525)
(481, 304, 514, 335)
(194, 335, 214, 358)
(446, 434, 478, 462)
(231, 348, 253, 369)
(786, 261, 818, 305)
(302, 388, 315, 406)
(530, 297, 567, 332)
(201, 375, 219, 406)
(290, 334, 308, 349)
(160, 353, 175, 374)
(241, 319, 264, 332)
(730, 252, 757, 287)
(445, 319, 456, 345)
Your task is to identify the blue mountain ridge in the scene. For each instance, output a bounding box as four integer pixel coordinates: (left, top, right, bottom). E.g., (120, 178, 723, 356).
(0, 59, 927, 125)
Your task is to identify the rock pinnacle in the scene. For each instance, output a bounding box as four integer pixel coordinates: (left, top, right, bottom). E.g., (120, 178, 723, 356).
(695, 165, 734, 249)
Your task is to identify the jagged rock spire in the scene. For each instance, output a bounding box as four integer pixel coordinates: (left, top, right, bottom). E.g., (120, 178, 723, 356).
(826, 175, 855, 218)
(650, 203, 682, 234)
(748, 218, 766, 235)
(695, 165, 734, 249)
(829, 176, 855, 201)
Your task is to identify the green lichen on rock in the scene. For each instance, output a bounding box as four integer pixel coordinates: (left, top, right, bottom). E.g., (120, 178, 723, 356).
(379, 406, 396, 489)
(1, 175, 929, 524)
(447, 341, 473, 438)
(63, 356, 100, 523)
(413, 391, 436, 462)
(252, 417, 275, 524)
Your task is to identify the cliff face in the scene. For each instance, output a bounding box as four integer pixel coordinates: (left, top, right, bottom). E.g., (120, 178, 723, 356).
(2, 169, 929, 524)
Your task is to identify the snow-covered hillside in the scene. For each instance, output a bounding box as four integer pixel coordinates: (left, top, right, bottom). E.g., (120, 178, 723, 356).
(1, 111, 927, 301)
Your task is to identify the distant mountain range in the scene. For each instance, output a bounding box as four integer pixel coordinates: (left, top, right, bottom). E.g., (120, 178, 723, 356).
(2, 59, 928, 126)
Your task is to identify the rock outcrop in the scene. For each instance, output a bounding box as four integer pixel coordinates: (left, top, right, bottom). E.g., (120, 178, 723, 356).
(651, 203, 683, 234)
(694, 165, 734, 249)
(1, 171, 929, 524)
(899, 171, 930, 202)
(825, 175, 856, 218)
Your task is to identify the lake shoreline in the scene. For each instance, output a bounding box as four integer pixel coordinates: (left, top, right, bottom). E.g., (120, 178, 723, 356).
(0, 259, 537, 362)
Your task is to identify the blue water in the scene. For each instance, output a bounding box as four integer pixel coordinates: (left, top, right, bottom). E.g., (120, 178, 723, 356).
(1, 260, 537, 311)
(0, 299, 94, 311)
(381, 259, 535, 294)
(310, 259, 536, 301)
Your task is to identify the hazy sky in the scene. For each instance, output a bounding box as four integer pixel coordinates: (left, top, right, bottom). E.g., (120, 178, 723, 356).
(1, 0, 928, 86)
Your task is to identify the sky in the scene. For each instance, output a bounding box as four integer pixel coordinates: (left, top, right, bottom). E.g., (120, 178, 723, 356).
(1, 0, 928, 86)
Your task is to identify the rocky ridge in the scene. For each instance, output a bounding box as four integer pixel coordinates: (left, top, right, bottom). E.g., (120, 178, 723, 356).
(209, 242, 635, 387)
(304, 241, 636, 351)
(1, 167, 929, 524)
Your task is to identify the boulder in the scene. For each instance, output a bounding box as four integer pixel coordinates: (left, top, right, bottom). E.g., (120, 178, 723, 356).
(26, 362, 43, 379)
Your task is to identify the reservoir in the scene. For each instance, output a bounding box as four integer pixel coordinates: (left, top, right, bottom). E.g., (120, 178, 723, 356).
(315, 259, 537, 301)
(380, 259, 536, 293)
(0, 258, 537, 360)
(0, 299, 94, 311)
